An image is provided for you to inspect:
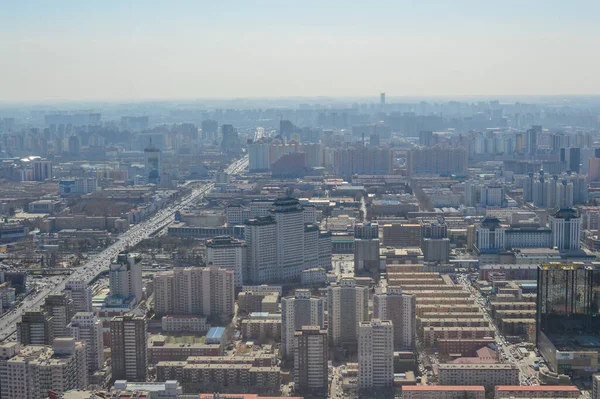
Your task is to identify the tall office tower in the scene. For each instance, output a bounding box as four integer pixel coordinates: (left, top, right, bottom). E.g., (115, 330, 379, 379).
(68, 312, 104, 374)
(522, 173, 534, 202)
(373, 286, 416, 348)
(201, 119, 218, 140)
(248, 141, 271, 172)
(327, 277, 369, 346)
(303, 224, 320, 270)
(2, 338, 88, 399)
(358, 319, 394, 390)
(17, 310, 54, 345)
(419, 131, 435, 147)
(569, 147, 581, 173)
(154, 266, 234, 318)
(221, 124, 241, 152)
(109, 251, 143, 304)
(549, 208, 581, 250)
(294, 326, 328, 394)
(537, 264, 600, 377)
(110, 314, 148, 382)
(281, 289, 325, 358)
(64, 280, 92, 312)
(280, 120, 296, 141)
(464, 179, 480, 206)
(380, 92, 386, 107)
(205, 235, 246, 288)
(551, 133, 570, 154)
(525, 125, 542, 155)
(32, 159, 52, 181)
(593, 374, 600, 399)
(144, 140, 161, 184)
(270, 198, 305, 281)
(68, 135, 81, 156)
(245, 216, 278, 283)
(354, 222, 380, 275)
(318, 230, 332, 270)
(43, 293, 75, 338)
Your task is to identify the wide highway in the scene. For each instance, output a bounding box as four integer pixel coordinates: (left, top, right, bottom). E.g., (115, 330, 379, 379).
(0, 155, 248, 341)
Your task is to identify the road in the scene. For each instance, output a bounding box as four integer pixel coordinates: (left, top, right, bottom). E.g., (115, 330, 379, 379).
(456, 274, 538, 386)
(0, 156, 248, 341)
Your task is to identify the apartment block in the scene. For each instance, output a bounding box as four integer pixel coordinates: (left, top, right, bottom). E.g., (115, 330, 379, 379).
(437, 363, 519, 390)
(154, 266, 234, 320)
(294, 327, 328, 394)
(358, 319, 394, 389)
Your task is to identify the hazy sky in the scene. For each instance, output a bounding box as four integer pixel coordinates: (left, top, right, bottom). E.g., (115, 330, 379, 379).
(1, 0, 600, 101)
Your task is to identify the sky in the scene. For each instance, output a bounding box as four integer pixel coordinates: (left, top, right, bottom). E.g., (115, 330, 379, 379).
(1, 0, 600, 102)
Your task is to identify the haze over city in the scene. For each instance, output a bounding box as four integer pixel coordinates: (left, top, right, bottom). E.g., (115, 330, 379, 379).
(2, 0, 600, 101)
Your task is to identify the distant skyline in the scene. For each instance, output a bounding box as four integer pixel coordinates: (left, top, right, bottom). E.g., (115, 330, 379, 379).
(2, 0, 600, 101)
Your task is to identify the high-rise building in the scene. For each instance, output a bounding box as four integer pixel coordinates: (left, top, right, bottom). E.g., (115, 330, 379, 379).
(593, 374, 600, 399)
(144, 140, 161, 184)
(294, 326, 328, 394)
(334, 146, 393, 176)
(154, 266, 234, 319)
(205, 235, 247, 288)
(64, 280, 92, 312)
(271, 198, 305, 281)
(109, 251, 143, 304)
(280, 120, 296, 141)
(327, 277, 369, 346)
(526, 127, 539, 156)
(1, 338, 88, 399)
(480, 185, 506, 207)
(68, 135, 81, 156)
(17, 310, 54, 345)
(281, 289, 325, 358)
(201, 119, 218, 140)
(373, 286, 416, 348)
(32, 159, 52, 181)
(407, 146, 467, 176)
(248, 141, 271, 172)
(221, 124, 241, 153)
(354, 222, 380, 275)
(245, 216, 278, 283)
(68, 312, 104, 374)
(43, 293, 75, 338)
(380, 92, 386, 107)
(537, 264, 600, 377)
(569, 147, 581, 173)
(358, 319, 394, 390)
(549, 208, 581, 250)
(110, 314, 148, 382)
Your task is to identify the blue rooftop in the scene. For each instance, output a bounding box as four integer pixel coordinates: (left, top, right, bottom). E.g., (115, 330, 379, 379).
(207, 327, 225, 340)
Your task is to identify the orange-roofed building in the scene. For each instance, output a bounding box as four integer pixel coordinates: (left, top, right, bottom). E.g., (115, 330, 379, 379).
(402, 385, 485, 399)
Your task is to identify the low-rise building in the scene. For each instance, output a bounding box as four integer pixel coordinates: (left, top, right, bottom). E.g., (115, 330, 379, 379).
(161, 315, 210, 334)
(437, 363, 519, 390)
(494, 385, 580, 398)
(402, 385, 485, 399)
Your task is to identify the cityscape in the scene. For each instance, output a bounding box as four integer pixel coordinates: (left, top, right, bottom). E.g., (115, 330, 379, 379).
(2, 2, 600, 399)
